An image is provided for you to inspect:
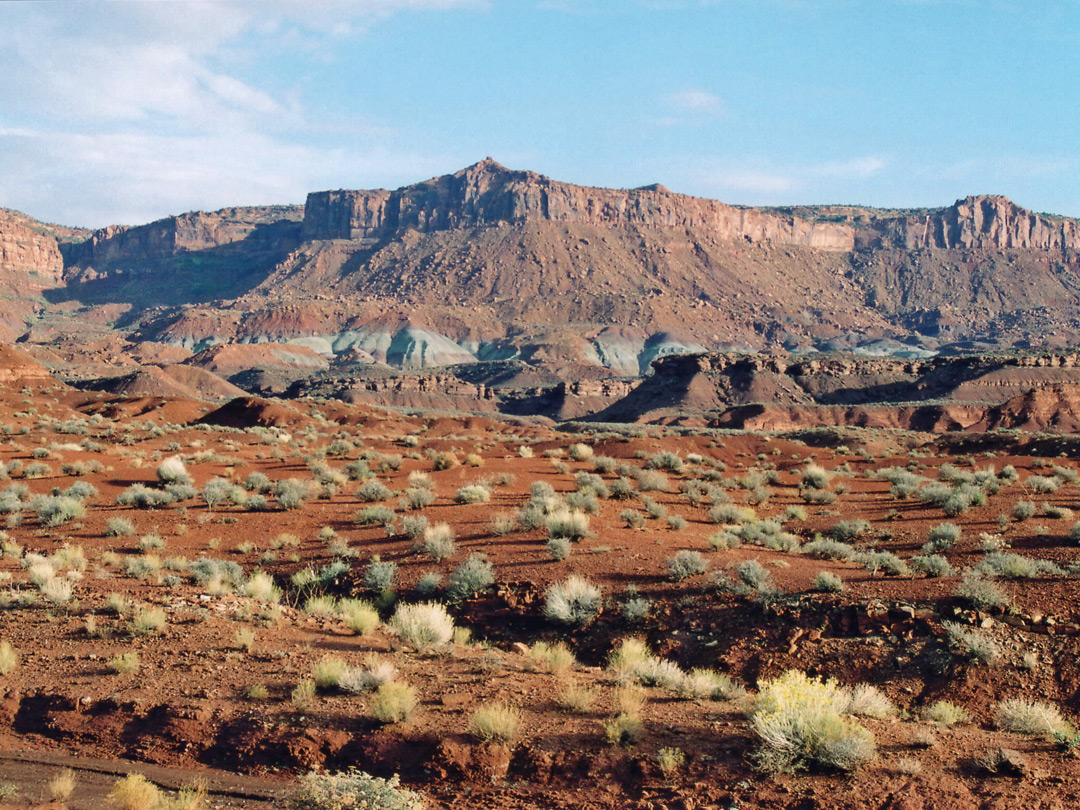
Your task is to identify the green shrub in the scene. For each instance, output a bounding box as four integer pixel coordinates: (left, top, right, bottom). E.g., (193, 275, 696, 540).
(274, 479, 312, 511)
(813, 571, 844, 593)
(1012, 500, 1036, 521)
(155, 456, 191, 486)
(354, 506, 396, 527)
(830, 520, 870, 542)
(924, 522, 961, 552)
(363, 560, 397, 592)
(801, 464, 831, 490)
(547, 536, 571, 561)
(445, 553, 493, 601)
(116, 484, 175, 509)
(454, 484, 490, 504)
(105, 517, 137, 538)
(977, 552, 1061, 579)
(546, 509, 589, 541)
(1027, 475, 1060, 494)
(288, 770, 424, 810)
(400, 488, 435, 511)
(634, 469, 669, 492)
(943, 621, 1000, 665)
(543, 575, 602, 626)
(665, 550, 709, 582)
(750, 670, 876, 773)
(910, 554, 953, 578)
(645, 452, 684, 473)
(356, 480, 393, 503)
(35, 496, 85, 527)
(709, 503, 758, 526)
(800, 537, 852, 560)
(955, 572, 1009, 610)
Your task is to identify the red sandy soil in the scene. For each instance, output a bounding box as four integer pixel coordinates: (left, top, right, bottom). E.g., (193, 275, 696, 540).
(0, 382, 1077, 808)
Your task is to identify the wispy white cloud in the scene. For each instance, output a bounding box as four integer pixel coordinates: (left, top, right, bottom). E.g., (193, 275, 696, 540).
(0, 0, 484, 226)
(665, 88, 723, 114)
(707, 154, 889, 199)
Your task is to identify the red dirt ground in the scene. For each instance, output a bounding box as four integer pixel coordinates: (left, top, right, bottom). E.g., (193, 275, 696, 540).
(0, 382, 1077, 808)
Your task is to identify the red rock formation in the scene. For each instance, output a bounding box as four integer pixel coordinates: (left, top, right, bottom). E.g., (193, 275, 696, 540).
(302, 159, 854, 250)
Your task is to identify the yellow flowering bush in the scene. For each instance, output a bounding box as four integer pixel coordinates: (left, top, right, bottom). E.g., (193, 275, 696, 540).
(750, 670, 876, 773)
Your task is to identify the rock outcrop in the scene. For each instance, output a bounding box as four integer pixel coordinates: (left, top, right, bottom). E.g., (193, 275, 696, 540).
(593, 351, 1080, 431)
(860, 195, 1080, 251)
(302, 158, 854, 250)
(61, 206, 304, 271)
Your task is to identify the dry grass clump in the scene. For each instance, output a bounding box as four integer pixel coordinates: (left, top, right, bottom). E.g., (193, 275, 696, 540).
(996, 698, 1076, 740)
(525, 640, 576, 675)
(389, 602, 455, 653)
(107, 651, 140, 674)
(418, 522, 456, 561)
(106, 773, 161, 809)
(655, 746, 686, 778)
(470, 701, 522, 743)
(339, 598, 380, 636)
(312, 656, 349, 690)
(131, 606, 167, 635)
(48, 768, 76, 803)
(291, 678, 316, 710)
(603, 686, 647, 747)
(922, 700, 970, 726)
(370, 681, 419, 724)
(557, 681, 600, 713)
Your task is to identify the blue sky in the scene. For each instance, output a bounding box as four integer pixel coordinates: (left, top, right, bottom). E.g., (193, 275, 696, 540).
(1, 0, 1078, 227)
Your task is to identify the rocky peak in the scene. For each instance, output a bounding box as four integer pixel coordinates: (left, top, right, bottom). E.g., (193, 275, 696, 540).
(302, 161, 854, 250)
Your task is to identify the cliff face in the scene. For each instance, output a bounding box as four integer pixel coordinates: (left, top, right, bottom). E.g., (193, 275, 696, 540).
(858, 195, 1080, 251)
(0, 215, 65, 285)
(61, 206, 304, 270)
(302, 159, 854, 251)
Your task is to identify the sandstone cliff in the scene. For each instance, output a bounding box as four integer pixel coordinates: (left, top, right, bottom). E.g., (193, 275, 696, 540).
(61, 205, 304, 269)
(302, 158, 854, 250)
(859, 195, 1080, 251)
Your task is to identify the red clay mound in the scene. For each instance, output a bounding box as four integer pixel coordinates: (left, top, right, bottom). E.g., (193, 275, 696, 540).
(69, 393, 212, 424)
(196, 396, 306, 428)
(157, 364, 246, 400)
(127, 341, 193, 365)
(0, 343, 53, 384)
(972, 383, 1080, 432)
(186, 342, 329, 377)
